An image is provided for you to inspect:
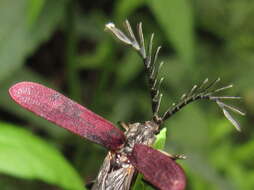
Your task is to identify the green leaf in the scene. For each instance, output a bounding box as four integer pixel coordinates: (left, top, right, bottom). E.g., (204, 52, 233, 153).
(0, 0, 68, 83)
(132, 173, 155, 190)
(149, 0, 195, 65)
(0, 122, 85, 190)
(153, 127, 167, 150)
(27, 0, 46, 27)
(132, 173, 145, 190)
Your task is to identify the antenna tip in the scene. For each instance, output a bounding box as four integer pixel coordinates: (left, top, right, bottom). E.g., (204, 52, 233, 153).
(105, 22, 115, 30)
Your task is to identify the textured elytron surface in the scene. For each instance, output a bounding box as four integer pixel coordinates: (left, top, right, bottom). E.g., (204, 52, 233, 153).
(128, 144, 186, 190)
(9, 82, 125, 150)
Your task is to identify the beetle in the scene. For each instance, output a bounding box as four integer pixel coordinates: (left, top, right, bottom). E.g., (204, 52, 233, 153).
(9, 21, 244, 190)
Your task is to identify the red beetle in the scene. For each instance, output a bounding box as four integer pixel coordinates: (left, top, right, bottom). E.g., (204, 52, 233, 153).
(9, 21, 244, 190)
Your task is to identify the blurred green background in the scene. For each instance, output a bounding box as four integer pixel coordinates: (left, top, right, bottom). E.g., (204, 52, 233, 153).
(0, 0, 253, 189)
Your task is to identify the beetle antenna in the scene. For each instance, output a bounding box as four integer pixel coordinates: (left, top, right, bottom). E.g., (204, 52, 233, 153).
(105, 20, 164, 124)
(105, 20, 244, 131)
(161, 78, 245, 131)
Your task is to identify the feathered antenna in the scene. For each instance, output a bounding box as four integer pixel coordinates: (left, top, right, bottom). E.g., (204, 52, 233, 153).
(161, 78, 245, 131)
(105, 20, 244, 131)
(106, 21, 164, 124)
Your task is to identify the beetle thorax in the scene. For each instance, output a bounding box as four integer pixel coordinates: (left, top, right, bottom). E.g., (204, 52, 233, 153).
(113, 121, 159, 169)
(122, 121, 159, 154)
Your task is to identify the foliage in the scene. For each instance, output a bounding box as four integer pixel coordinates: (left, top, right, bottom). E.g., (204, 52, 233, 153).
(0, 122, 84, 190)
(0, 0, 253, 189)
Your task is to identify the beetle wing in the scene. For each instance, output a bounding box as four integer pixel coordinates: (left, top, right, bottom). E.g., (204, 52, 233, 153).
(92, 151, 135, 190)
(9, 82, 125, 150)
(128, 144, 186, 190)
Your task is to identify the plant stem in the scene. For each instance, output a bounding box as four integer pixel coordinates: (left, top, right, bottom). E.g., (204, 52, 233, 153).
(65, 0, 81, 102)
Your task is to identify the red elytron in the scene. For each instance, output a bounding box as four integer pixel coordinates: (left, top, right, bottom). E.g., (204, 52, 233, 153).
(128, 144, 186, 190)
(9, 82, 125, 150)
(9, 21, 243, 190)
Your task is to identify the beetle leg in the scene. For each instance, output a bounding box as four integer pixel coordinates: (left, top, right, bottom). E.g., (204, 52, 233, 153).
(118, 121, 130, 131)
(158, 149, 187, 160)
